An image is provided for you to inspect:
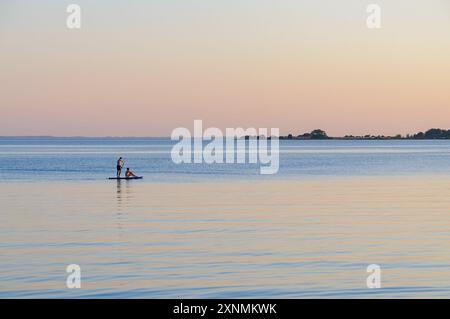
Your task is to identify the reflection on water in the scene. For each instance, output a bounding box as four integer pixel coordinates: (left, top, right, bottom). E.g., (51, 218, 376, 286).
(115, 180, 134, 210)
(1, 177, 450, 298)
(115, 180, 135, 238)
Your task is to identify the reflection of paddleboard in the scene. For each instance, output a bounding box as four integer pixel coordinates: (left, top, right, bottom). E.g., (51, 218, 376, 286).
(108, 176, 143, 180)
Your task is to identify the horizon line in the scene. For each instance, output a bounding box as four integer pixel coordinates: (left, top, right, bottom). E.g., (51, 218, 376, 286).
(1, 127, 449, 140)
(0, 134, 415, 139)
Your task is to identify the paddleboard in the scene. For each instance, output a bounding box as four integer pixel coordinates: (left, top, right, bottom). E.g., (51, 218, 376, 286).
(108, 176, 143, 180)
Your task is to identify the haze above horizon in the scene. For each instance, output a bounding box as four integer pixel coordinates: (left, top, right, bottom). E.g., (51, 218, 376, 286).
(1, 0, 449, 137)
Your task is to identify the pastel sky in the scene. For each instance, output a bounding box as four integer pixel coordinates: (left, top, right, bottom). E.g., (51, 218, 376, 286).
(1, 0, 449, 136)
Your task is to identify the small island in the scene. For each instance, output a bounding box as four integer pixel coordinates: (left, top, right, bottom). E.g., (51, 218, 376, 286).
(279, 128, 450, 140)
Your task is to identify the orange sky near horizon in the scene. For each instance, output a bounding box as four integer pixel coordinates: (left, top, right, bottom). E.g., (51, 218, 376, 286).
(1, 0, 449, 137)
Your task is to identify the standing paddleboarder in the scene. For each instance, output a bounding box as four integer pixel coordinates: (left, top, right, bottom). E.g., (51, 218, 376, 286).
(116, 157, 124, 177)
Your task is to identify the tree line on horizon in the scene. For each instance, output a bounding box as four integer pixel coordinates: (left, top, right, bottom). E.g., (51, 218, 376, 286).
(280, 128, 450, 140)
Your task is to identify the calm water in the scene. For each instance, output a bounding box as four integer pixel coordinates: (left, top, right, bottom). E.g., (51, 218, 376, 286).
(2, 138, 450, 181)
(1, 138, 450, 298)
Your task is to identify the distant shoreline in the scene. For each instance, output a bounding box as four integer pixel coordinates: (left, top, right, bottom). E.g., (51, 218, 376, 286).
(279, 128, 450, 140)
(1, 128, 450, 140)
(0, 136, 170, 139)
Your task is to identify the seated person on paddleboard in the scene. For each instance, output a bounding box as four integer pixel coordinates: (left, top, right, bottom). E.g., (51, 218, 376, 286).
(125, 168, 137, 178)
